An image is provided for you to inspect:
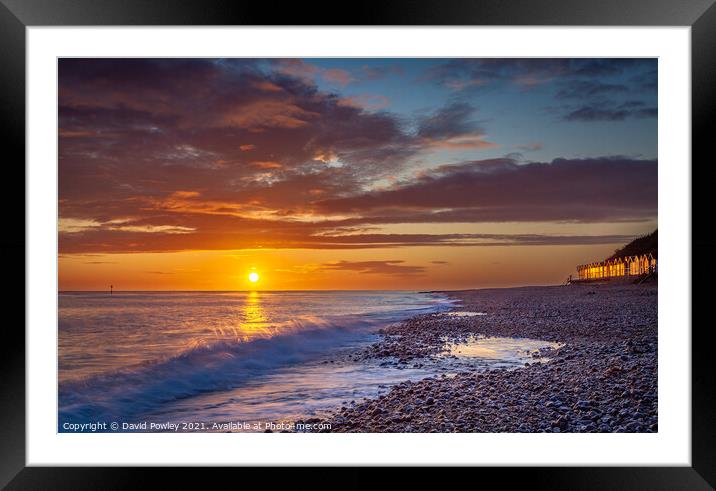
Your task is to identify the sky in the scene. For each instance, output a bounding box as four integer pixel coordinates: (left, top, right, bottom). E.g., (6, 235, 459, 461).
(58, 58, 658, 291)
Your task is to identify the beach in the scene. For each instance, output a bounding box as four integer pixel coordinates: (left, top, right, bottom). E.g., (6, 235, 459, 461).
(308, 282, 658, 432)
(58, 285, 657, 433)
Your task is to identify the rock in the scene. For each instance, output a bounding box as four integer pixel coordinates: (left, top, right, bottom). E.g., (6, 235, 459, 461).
(575, 400, 591, 411)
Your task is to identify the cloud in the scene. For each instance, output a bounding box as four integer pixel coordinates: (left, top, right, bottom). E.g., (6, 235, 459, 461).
(58, 226, 641, 254)
(631, 69, 658, 91)
(428, 59, 654, 91)
(321, 260, 425, 276)
(309, 233, 641, 248)
(250, 161, 283, 169)
(417, 102, 477, 139)
(316, 157, 657, 223)
(322, 68, 354, 86)
(59, 218, 104, 233)
(564, 105, 657, 122)
(516, 143, 543, 152)
(416, 102, 496, 149)
(220, 100, 320, 129)
(337, 94, 390, 111)
(272, 60, 355, 87)
(112, 224, 195, 234)
(59, 217, 195, 235)
(358, 64, 404, 81)
(556, 80, 628, 99)
(428, 59, 569, 90)
(445, 79, 485, 90)
(271, 59, 320, 82)
(58, 58, 425, 214)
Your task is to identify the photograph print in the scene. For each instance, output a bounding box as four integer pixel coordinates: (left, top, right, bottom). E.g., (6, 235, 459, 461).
(58, 58, 658, 433)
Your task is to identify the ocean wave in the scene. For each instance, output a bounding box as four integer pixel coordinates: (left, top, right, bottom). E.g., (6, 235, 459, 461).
(59, 313, 395, 426)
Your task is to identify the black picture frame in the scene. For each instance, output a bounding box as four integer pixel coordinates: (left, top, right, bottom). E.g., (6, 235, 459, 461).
(2, 0, 713, 488)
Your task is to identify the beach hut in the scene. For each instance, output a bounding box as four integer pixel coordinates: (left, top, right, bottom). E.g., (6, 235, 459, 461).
(627, 255, 641, 276)
(613, 257, 625, 277)
(641, 255, 650, 275)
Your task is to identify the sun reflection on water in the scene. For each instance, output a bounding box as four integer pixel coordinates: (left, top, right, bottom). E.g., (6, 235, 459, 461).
(238, 290, 268, 340)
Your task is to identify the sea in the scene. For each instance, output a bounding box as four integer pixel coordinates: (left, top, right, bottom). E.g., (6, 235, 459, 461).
(58, 290, 556, 432)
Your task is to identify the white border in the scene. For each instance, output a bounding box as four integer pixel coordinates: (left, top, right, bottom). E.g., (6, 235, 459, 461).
(27, 27, 691, 466)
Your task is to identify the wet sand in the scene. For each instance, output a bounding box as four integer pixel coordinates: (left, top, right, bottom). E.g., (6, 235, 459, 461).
(305, 282, 657, 433)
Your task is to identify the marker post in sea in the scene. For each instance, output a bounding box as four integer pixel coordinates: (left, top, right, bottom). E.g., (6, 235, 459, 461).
(110, 284, 113, 295)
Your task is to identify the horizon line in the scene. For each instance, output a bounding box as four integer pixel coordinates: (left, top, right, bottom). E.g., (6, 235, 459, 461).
(58, 284, 561, 293)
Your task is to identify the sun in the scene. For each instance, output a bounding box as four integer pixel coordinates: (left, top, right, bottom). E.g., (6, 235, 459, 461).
(248, 272, 260, 283)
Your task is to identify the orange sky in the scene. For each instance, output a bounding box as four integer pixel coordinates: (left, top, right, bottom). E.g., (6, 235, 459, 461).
(58, 237, 654, 291)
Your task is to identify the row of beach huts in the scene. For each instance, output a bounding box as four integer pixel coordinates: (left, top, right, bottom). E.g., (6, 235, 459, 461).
(575, 253, 657, 281)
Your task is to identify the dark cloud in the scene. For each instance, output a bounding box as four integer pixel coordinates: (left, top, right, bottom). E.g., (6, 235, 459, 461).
(321, 260, 425, 276)
(316, 157, 657, 222)
(429, 58, 569, 88)
(428, 58, 655, 90)
(569, 59, 648, 77)
(357, 63, 405, 81)
(516, 143, 542, 152)
(417, 102, 477, 139)
(556, 80, 628, 99)
(564, 105, 657, 122)
(415, 102, 495, 149)
(617, 100, 647, 109)
(58, 223, 639, 254)
(308, 232, 638, 248)
(631, 69, 658, 92)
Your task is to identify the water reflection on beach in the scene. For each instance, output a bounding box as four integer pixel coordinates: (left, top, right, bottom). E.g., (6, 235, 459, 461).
(443, 334, 562, 362)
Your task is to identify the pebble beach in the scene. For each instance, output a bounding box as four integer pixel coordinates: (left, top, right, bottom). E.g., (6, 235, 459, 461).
(308, 282, 658, 433)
